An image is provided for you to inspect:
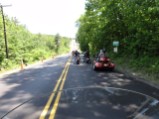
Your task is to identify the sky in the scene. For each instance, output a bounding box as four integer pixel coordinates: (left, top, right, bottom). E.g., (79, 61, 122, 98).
(0, 0, 85, 38)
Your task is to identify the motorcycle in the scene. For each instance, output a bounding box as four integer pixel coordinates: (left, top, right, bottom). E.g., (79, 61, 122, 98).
(85, 57, 91, 64)
(93, 56, 115, 71)
(83, 51, 91, 64)
(73, 50, 80, 65)
(76, 56, 80, 64)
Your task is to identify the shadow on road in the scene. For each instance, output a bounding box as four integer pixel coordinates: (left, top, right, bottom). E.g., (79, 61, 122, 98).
(65, 61, 159, 100)
(1, 56, 159, 118)
(0, 56, 68, 118)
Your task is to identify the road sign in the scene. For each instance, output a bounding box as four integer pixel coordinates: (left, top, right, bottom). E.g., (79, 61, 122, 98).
(114, 47, 118, 53)
(113, 41, 119, 47)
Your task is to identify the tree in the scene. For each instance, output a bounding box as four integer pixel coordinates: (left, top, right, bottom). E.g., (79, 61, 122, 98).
(77, 0, 159, 57)
(54, 33, 60, 53)
(0, 12, 70, 69)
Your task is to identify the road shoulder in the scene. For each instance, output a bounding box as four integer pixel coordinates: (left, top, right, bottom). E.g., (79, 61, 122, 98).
(115, 66, 159, 90)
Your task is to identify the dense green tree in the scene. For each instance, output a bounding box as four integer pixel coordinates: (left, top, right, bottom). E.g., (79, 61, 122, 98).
(76, 0, 159, 78)
(54, 33, 61, 53)
(0, 14, 70, 70)
(77, 0, 159, 57)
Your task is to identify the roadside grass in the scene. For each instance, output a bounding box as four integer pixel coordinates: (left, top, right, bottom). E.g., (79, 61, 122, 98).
(0, 48, 70, 74)
(110, 54, 159, 84)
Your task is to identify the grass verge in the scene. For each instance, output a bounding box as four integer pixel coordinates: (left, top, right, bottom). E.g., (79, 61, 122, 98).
(110, 54, 159, 85)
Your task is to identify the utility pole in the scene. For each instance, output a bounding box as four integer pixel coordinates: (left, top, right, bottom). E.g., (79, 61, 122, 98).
(0, 4, 11, 58)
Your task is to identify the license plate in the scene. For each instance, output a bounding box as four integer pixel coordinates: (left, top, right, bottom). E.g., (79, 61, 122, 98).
(104, 64, 108, 67)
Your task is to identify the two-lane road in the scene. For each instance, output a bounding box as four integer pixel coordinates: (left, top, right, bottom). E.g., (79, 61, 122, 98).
(0, 55, 69, 118)
(0, 54, 159, 119)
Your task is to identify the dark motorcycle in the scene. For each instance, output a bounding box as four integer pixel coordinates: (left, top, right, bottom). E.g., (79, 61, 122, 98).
(76, 56, 80, 64)
(84, 51, 91, 64)
(85, 57, 91, 64)
(73, 50, 80, 65)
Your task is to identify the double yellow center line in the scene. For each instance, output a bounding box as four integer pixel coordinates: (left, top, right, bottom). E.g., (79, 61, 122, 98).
(39, 57, 71, 119)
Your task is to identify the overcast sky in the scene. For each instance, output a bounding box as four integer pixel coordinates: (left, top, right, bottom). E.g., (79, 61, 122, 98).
(0, 0, 85, 38)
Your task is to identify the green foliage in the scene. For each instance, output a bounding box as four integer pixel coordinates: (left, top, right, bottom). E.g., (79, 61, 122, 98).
(54, 33, 61, 53)
(0, 15, 70, 70)
(77, 0, 159, 81)
(77, 0, 159, 55)
(58, 37, 70, 54)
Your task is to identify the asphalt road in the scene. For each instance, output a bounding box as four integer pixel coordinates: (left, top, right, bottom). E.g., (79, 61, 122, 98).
(0, 54, 159, 119)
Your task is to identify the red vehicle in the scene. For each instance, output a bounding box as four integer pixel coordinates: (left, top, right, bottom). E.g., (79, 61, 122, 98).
(92, 56, 115, 71)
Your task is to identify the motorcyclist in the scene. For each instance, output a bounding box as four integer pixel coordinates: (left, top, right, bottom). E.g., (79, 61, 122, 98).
(74, 50, 80, 64)
(98, 49, 105, 58)
(96, 49, 107, 61)
(84, 50, 90, 58)
(74, 50, 80, 57)
(84, 50, 90, 63)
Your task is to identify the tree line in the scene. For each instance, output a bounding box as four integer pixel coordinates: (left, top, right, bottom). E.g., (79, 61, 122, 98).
(0, 15, 70, 70)
(76, 0, 159, 77)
